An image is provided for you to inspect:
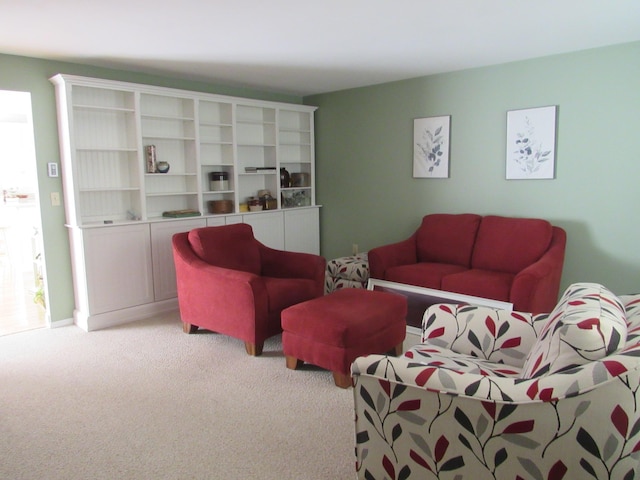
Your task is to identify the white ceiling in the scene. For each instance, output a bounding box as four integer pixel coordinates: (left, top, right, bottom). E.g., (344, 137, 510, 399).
(1, 0, 639, 96)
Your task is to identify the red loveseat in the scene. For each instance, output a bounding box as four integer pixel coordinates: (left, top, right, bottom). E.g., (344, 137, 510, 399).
(172, 223, 326, 356)
(368, 214, 566, 313)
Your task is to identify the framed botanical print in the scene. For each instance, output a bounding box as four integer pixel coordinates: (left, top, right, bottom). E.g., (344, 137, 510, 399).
(413, 115, 451, 178)
(506, 105, 558, 179)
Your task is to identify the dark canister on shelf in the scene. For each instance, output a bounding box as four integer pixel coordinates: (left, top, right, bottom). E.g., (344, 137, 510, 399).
(280, 167, 290, 188)
(209, 171, 229, 191)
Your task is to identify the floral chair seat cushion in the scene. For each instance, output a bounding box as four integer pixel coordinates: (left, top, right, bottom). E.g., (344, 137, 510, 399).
(521, 282, 627, 378)
(405, 345, 522, 379)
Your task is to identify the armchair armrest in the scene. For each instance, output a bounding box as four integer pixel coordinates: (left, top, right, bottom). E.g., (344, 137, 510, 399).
(511, 226, 567, 313)
(368, 235, 418, 279)
(421, 303, 547, 368)
(259, 244, 325, 288)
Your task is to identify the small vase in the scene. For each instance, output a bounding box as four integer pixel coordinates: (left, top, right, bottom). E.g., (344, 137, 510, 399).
(156, 161, 170, 173)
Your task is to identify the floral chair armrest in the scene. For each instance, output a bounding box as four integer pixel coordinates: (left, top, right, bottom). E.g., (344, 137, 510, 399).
(353, 343, 640, 404)
(352, 352, 640, 480)
(421, 303, 548, 368)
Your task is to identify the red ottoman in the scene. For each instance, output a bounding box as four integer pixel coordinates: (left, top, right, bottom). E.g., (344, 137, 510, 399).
(281, 288, 407, 388)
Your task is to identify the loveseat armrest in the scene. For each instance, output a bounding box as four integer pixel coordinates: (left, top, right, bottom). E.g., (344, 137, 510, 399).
(368, 235, 418, 279)
(421, 303, 547, 368)
(510, 226, 567, 313)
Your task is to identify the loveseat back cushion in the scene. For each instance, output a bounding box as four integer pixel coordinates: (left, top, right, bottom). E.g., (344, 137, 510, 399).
(188, 224, 261, 275)
(415, 214, 481, 267)
(520, 282, 627, 379)
(471, 215, 552, 274)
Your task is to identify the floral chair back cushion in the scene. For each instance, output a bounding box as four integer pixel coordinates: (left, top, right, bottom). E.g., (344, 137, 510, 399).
(421, 303, 544, 369)
(521, 282, 627, 378)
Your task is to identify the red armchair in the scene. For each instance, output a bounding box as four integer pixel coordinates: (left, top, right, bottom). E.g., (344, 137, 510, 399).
(172, 223, 325, 356)
(368, 214, 566, 313)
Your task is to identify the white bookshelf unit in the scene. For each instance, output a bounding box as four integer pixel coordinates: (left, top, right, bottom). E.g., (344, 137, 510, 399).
(50, 74, 319, 331)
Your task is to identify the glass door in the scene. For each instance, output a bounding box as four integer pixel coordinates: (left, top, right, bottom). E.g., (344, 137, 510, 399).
(0, 90, 47, 335)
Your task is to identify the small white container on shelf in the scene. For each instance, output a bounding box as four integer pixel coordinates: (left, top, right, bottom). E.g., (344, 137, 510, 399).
(209, 171, 229, 191)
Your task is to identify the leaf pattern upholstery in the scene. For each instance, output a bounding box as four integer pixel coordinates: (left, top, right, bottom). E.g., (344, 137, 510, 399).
(325, 253, 370, 293)
(352, 283, 640, 479)
(421, 303, 547, 368)
(521, 283, 627, 378)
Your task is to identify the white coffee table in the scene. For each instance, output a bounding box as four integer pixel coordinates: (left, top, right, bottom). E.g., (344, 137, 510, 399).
(367, 278, 513, 335)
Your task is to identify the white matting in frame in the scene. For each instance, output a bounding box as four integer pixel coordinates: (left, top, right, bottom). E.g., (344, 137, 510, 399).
(413, 115, 450, 178)
(506, 105, 557, 179)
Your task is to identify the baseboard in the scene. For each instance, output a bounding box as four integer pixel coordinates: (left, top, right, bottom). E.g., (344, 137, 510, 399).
(50, 317, 74, 328)
(74, 299, 179, 332)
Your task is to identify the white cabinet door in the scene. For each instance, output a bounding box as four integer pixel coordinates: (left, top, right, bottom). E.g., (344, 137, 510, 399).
(242, 211, 284, 250)
(206, 216, 226, 227)
(83, 224, 154, 314)
(225, 215, 243, 224)
(150, 218, 206, 301)
(284, 208, 320, 254)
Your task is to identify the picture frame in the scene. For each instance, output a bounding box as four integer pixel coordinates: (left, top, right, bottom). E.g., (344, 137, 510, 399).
(413, 115, 451, 178)
(506, 105, 558, 179)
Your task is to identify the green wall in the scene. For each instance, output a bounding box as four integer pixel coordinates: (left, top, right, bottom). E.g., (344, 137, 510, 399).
(2, 42, 639, 324)
(0, 53, 301, 325)
(306, 41, 640, 296)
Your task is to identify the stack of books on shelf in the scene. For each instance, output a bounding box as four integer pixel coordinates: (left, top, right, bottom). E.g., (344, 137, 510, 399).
(162, 209, 202, 218)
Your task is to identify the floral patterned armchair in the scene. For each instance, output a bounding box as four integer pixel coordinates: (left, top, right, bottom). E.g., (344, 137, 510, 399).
(352, 283, 640, 479)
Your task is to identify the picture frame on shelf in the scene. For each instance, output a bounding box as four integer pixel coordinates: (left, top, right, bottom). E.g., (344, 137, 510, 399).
(506, 105, 558, 180)
(413, 115, 451, 178)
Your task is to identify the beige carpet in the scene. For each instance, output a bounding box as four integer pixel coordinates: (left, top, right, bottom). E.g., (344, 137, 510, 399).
(0, 311, 358, 480)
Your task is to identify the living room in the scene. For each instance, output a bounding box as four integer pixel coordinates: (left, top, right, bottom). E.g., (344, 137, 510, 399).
(1, 2, 639, 478)
(1, 7, 639, 328)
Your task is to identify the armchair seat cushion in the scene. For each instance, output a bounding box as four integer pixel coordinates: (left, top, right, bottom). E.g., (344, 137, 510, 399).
(441, 268, 514, 303)
(386, 262, 467, 290)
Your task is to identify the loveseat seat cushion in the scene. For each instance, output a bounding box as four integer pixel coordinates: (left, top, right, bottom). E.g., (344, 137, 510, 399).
(521, 282, 627, 379)
(385, 262, 468, 290)
(188, 224, 261, 275)
(416, 213, 481, 267)
(471, 215, 552, 274)
(441, 268, 514, 303)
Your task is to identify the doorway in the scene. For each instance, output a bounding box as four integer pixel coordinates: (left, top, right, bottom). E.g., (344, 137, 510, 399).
(0, 90, 47, 336)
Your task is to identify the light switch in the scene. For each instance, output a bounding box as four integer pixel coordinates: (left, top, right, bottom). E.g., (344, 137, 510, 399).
(51, 192, 61, 206)
(48, 162, 59, 177)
